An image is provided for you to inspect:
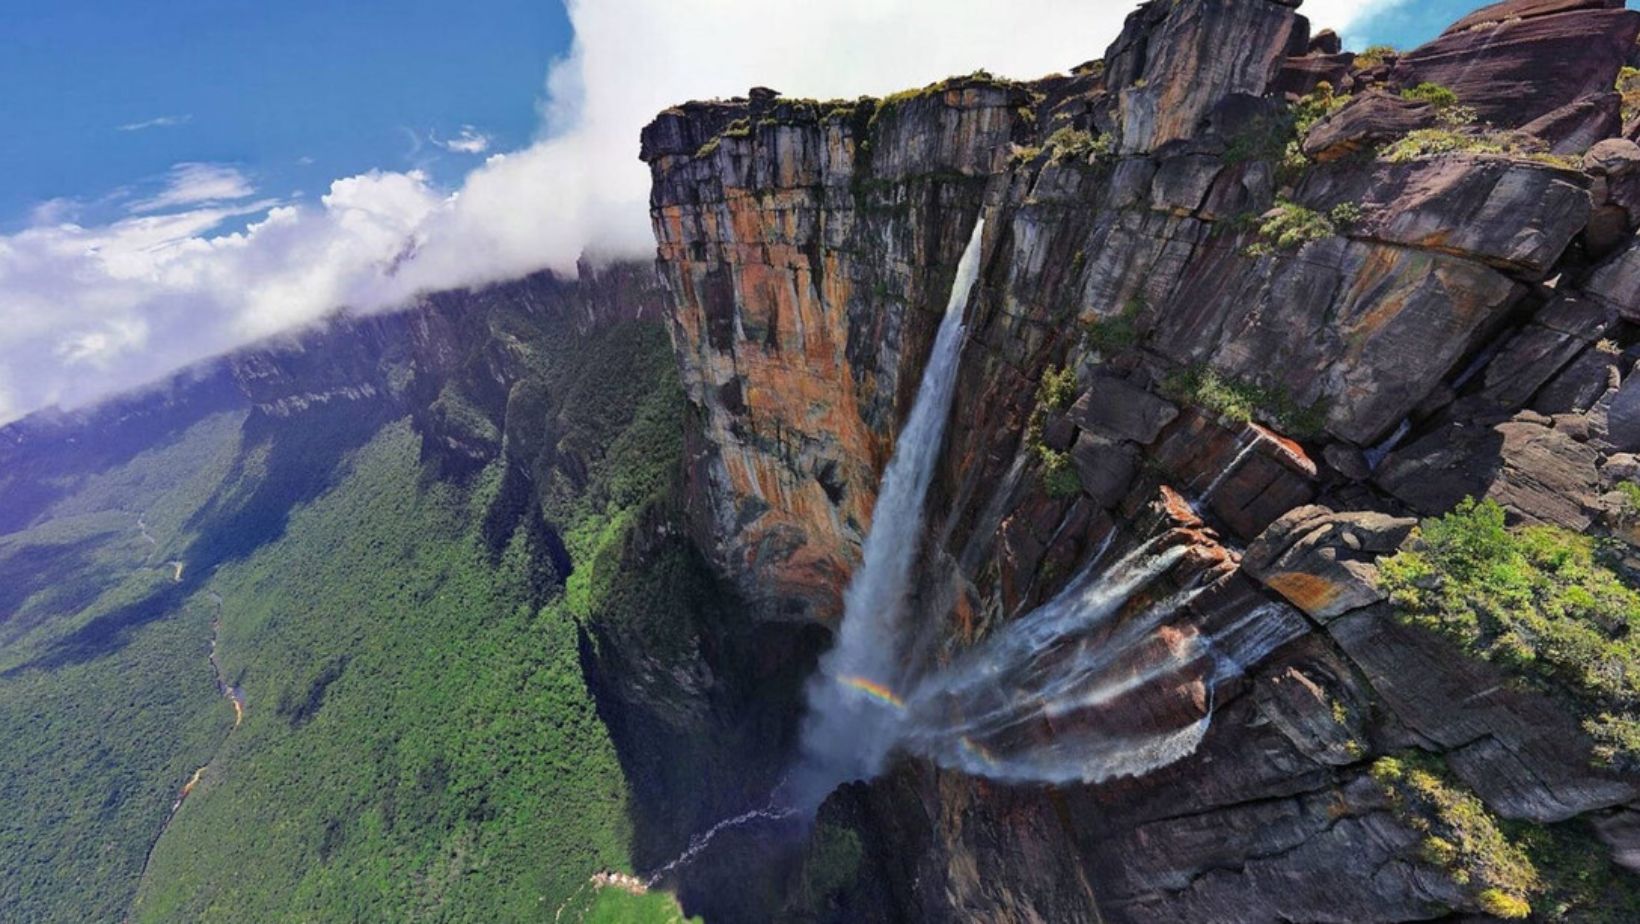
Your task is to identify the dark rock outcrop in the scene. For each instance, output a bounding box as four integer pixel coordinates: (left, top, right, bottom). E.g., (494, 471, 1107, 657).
(1392, 2, 1640, 132)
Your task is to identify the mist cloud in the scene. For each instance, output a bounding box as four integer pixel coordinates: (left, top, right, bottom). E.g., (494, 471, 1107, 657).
(0, 0, 1399, 424)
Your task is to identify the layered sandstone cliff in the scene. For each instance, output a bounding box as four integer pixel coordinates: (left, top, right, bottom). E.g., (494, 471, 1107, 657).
(644, 0, 1640, 920)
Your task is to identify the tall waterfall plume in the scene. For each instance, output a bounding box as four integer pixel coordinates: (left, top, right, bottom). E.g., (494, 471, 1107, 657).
(785, 216, 987, 811)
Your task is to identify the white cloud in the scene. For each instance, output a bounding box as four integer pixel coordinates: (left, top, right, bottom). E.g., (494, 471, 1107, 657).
(434, 126, 492, 154)
(128, 163, 257, 214)
(0, 0, 1404, 425)
(117, 114, 193, 132)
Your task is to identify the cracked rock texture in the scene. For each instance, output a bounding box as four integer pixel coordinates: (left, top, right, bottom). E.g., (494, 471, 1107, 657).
(644, 0, 1640, 920)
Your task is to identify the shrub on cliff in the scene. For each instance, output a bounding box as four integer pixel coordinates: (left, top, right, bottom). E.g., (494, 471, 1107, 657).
(1037, 364, 1077, 410)
(1083, 297, 1142, 353)
(1245, 200, 1335, 256)
(1401, 82, 1460, 111)
(1379, 499, 1640, 770)
(1354, 44, 1398, 69)
(1380, 127, 1580, 169)
(1043, 126, 1112, 164)
(1619, 66, 1640, 124)
(1161, 365, 1327, 439)
(1371, 753, 1540, 919)
(1225, 83, 1345, 175)
(1036, 446, 1081, 498)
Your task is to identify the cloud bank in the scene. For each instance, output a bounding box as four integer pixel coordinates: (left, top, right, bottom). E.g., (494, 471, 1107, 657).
(0, 0, 1400, 424)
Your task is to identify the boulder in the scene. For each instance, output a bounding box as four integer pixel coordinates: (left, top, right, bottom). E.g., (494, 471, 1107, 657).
(1243, 505, 1417, 622)
(1534, 343, 1624, 414)
(1585, 234, 1640, 319)
(1480, 295, 1611, 408)
(1065, 377, 1180, 444)
(1585, 138, 1640, 177)
(1070, 432, 1140, 509)
(1601, 371, 1640, 452)
(1301, 90, 1435, 163)
(1147, 412, 1317, 540)
(1149, 155, 1224, 216)
(1593, 806, 1640, 873)
(1487, 418, 1602, 528)
(1309, 29, 1342, 55)
(1156, 236, 1523, 445)
(1270, 53, 1355, 98)
(1296, 155, 1593, 274)
(1392, 7, 1640, 131)
(1254, 662, 1370, 766)
(1442, 0, 1626, 35)
(1519, 92, 1622, 152)
(1378, 414, 1600, 527)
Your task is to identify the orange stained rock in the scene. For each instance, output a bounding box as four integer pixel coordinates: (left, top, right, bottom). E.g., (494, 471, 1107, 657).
(949, 588, 979, 644)
(1155, 623, 1201, 660)
(1263, 570, 1344, 616)
(1249, 422, 1318, 476)
(1344, 247, 1425, 345)
(1157, 485, 1204, 529)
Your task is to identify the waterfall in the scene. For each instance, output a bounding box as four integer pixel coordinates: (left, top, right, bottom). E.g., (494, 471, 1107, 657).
(1193, 429, 1261, 512)
(785, 217, 986, 811)
(643, 215, 1315, 885)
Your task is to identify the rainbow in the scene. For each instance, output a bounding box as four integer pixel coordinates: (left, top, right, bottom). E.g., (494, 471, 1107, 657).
(958, 736, 998, 766)
(838, 675, 904, 709)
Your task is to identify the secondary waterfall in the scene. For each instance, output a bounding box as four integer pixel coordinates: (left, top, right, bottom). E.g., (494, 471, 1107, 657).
(785, 216, 986, 811)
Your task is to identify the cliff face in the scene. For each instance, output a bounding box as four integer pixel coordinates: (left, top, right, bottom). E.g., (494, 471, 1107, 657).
(645, 0, 1640, 920)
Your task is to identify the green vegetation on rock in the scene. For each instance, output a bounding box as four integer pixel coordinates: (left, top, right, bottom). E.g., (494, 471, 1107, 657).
(560, 885, 701, 924)
(787, 822, 863, 916)
(0, 411, 249, 922)
(1401, 82, 1460, 110)
(1353, 44, 1398, 69)
(1083, 297, 1143, 353)
(1036, 364, 1078, 411)
(125, 418, 642, 922)
(1620, 66, 1640, 125)
(1161, 365, 1328, 438)
(1380, 127, 1581, 169)
(1025, 365, 1083, 498)
(1042, 126, 1112, 164)
(1225, 82, 1346, 174)
(1244, 199, 1338, 256)
(1371, 753, 1539, 919)
(1379, 498, 1640, 771)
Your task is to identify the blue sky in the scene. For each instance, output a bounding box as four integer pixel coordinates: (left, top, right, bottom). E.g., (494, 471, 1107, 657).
(0, 0, 571, 228)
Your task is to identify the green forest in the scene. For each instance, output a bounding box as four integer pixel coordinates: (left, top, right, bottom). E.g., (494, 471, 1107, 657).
(0, 311, 698, 922)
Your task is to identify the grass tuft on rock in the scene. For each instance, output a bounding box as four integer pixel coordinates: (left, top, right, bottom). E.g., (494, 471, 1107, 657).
(1161, 365, 1328, 438)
